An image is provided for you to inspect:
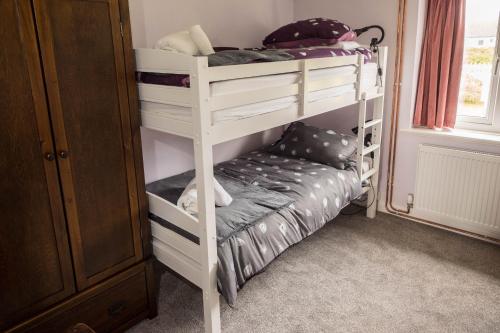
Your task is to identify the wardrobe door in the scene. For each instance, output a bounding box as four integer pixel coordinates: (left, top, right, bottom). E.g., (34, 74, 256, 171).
(0, 0, 75, 329)
(32, 0, 143, 289)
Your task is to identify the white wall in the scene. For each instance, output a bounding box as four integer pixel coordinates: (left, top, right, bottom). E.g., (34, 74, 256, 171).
(294, 0, 399, 207)
(128, 0, 294, 183)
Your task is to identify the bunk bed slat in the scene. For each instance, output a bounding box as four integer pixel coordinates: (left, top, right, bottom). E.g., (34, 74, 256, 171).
(151, 221, 201, 263)
(135, 48, 192, 74)
(141, 109, 194, 138)
(308, 74, 357, 92)
(208, 60, 301, 82)
(208, 84, 300, 111)
(147, 192, 200, 237)
(211, 92, 357, 144)
(138, 83, 192, 107)
(307, 55, 358, 70)
(152, 236, 202, 287)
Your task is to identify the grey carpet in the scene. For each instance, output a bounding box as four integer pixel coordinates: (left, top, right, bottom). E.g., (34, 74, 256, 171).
(128, 212, 500, 333)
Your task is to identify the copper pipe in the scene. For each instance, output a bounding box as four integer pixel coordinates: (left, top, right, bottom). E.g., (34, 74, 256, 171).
(384, 0, 499, 245)
(385, 0, 409, 214)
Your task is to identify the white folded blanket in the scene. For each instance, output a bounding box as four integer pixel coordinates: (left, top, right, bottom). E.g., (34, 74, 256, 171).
(154, 25, 214, 56)
(154, 30, 200, 55)
(177, 177, 233, 215)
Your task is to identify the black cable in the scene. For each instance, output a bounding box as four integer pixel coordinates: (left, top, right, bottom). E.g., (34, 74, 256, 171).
(341, 181, 376, 216)
(353, 25, 385, 47)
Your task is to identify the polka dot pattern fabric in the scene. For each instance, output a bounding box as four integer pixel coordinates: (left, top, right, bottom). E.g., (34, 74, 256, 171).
(263, 17, 356, 48)
(216, 150, 363, 305)
(267, 122, 358, 170)
(148, 149, 363, 306)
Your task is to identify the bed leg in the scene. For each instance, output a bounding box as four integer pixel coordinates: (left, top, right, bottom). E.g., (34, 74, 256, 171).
(191, 56, 222, 333)
(367, 188, 377, 219)
(203, 285, 221, 333)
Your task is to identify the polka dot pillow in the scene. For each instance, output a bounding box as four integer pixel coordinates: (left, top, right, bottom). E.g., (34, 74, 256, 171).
(267, 122, 358, 170)
(263, 18, 356, 49)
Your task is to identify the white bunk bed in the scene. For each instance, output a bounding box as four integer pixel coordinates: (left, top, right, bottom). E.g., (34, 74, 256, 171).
(135, 46, 388, 333)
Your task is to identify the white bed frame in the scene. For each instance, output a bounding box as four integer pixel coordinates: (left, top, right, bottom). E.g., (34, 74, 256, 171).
(135, 46, 388, 333)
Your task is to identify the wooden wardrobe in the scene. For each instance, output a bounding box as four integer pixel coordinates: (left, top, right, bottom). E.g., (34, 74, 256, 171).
(0, 0, 156, 331)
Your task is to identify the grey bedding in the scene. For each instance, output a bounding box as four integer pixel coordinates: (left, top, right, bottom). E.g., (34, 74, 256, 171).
(207, 49, 294, 67)
(148, 150, 363, 305)
(147, 170, 294, 244)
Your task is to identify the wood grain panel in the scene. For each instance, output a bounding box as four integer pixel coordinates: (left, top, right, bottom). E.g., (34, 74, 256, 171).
(0, 0, 75, 329)
(33, 0, 143, 288)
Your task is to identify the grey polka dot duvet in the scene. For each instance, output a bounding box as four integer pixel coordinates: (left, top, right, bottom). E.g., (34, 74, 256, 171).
(148, 150, 363, 305)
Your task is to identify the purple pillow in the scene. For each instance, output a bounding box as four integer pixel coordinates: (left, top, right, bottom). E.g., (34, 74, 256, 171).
(263, 18, 356, 48)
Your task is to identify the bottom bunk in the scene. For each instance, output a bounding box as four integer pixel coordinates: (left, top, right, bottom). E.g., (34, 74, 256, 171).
(146, 149, 371, 305)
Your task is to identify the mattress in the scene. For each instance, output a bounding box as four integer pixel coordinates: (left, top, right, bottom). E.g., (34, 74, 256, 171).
(137, 47, 374, 88)
(141, 63, 378, 124)
(147, 150, 363, 305)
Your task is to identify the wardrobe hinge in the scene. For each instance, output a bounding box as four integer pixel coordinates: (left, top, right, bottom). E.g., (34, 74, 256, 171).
(120, 22, 124, 37)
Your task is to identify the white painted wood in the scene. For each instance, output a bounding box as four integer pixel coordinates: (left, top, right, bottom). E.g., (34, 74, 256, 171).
(361, 168, 378, 181)
(306, 55, 358, 69)
(209, 84, 300, 112)
(191, 57, 221, 333)
(138, 83, 192, 107)
(364, 119, 382, 128)
(365, 92, 385, 100)
(362, 143, 380, 156)
(147, 192, 200, 237)
(367, 47, 387, 218)
(141, 109, 194, 138)
(308, 74, 357, 92)
(151, 221, 201, 263)
(152, 235, 202, 287)
(356, 54, 364, 100)
(356, 95, 367, 179)
(135, 48, 193, 74)
(208, 60, 301, 82)
(413, 145, 500, 239)
(211, 92, 357, 144)
(300, 60, 309, 117)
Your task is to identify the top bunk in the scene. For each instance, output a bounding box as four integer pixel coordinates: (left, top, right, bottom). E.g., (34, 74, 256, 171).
(134, 46, 388, 145)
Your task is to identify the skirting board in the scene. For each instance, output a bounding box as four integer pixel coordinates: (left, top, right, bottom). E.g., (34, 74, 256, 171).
(378, 195, 500, 245)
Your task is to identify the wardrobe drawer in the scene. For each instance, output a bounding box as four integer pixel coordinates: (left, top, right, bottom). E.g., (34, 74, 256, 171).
(23, 269, 149, 333)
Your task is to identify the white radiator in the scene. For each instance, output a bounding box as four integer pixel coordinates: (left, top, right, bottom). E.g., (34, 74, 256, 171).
(414, 145, 500, 239)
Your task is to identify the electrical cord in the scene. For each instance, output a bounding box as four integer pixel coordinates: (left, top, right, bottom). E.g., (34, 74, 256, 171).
(340, 180, 376, 216)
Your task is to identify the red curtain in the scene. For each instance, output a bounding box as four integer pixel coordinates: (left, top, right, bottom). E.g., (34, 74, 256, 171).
(413, 0, 466, 129)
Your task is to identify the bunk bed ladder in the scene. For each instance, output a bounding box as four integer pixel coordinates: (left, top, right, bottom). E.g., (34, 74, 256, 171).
(357, 92, 383, 219)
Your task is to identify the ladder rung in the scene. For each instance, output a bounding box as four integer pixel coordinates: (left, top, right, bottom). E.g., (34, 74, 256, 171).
(361, 168, 377, 181)
(364, 119, 382, 129)
(362, 144, 380, 156)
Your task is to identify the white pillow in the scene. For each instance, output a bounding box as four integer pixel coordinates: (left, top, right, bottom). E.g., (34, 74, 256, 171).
(190, 25, 215, 55)
(154, 30, 200, 55)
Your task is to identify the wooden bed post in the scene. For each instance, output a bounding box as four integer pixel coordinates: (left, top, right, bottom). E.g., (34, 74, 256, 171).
(191, 56, 221, 333)
(366, 46, 388, 219)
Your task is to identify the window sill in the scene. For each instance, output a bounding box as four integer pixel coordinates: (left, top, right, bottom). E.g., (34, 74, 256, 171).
(400, 127, 500, 146)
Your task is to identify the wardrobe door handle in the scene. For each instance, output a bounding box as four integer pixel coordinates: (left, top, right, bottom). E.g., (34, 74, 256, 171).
(58, 151, 69, 159)
(44, 153, 55, 161)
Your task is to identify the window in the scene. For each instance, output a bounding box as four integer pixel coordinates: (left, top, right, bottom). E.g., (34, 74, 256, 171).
(457, 0, 500, 133)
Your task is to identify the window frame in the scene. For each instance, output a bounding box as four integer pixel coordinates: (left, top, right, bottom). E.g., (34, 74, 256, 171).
(456, 14, 500, 133)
